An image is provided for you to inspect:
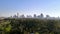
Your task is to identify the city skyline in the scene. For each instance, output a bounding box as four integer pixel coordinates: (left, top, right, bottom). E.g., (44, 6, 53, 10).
(11, 13, 51, 18)
(0, 0, 60, 17)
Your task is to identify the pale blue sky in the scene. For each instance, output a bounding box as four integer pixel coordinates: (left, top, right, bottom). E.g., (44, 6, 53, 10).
(0, 0, 60, 17)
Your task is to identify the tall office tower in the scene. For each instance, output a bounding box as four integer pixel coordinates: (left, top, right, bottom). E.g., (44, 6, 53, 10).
(34, 14, 36, 18)
(20, 14, 25, 18)
(13, 14, 17, 18)
(46, 15, 50, 18)
(40, 13, 44, 18)
(27, 15, 32, 18)
(17, 13, 19, 18)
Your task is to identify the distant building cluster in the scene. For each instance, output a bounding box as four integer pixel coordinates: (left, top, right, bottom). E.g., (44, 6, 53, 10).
(9, 13, 60, 20)
(10, 13, 50, 18)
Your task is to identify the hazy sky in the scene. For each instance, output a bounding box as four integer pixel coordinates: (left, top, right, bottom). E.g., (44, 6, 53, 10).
(0, 0, 60, 17)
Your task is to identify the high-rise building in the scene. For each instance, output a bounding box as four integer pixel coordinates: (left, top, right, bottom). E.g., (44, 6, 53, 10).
(46, 15, 50, 18)
(13, 14, 17, 18)
(40, 13, 44, 18)
(20, 14, 25, 18)
(34, 14, 36, 18)
(37, 15, 41, 18)
(37, 13, 44, 18)
(17, 13, 19, 18)
(27, 15, 32, 18)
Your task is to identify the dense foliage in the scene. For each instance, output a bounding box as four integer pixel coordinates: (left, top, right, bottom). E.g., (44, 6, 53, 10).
(0, 18, 60, 34)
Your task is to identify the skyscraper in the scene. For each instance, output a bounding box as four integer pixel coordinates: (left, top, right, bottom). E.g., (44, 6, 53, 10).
(40, 13, 44, 18)
(13, 14, 17, 18)
(27, 15, 32, 18)
(20, 14, 25, 18)
(17, 13, 19, 18)
(46, 15, 50, 18)
(34, 14, 36, 18)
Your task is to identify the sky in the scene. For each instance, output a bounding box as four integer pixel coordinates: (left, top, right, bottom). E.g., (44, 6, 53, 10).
(0, 0, 60, 17)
